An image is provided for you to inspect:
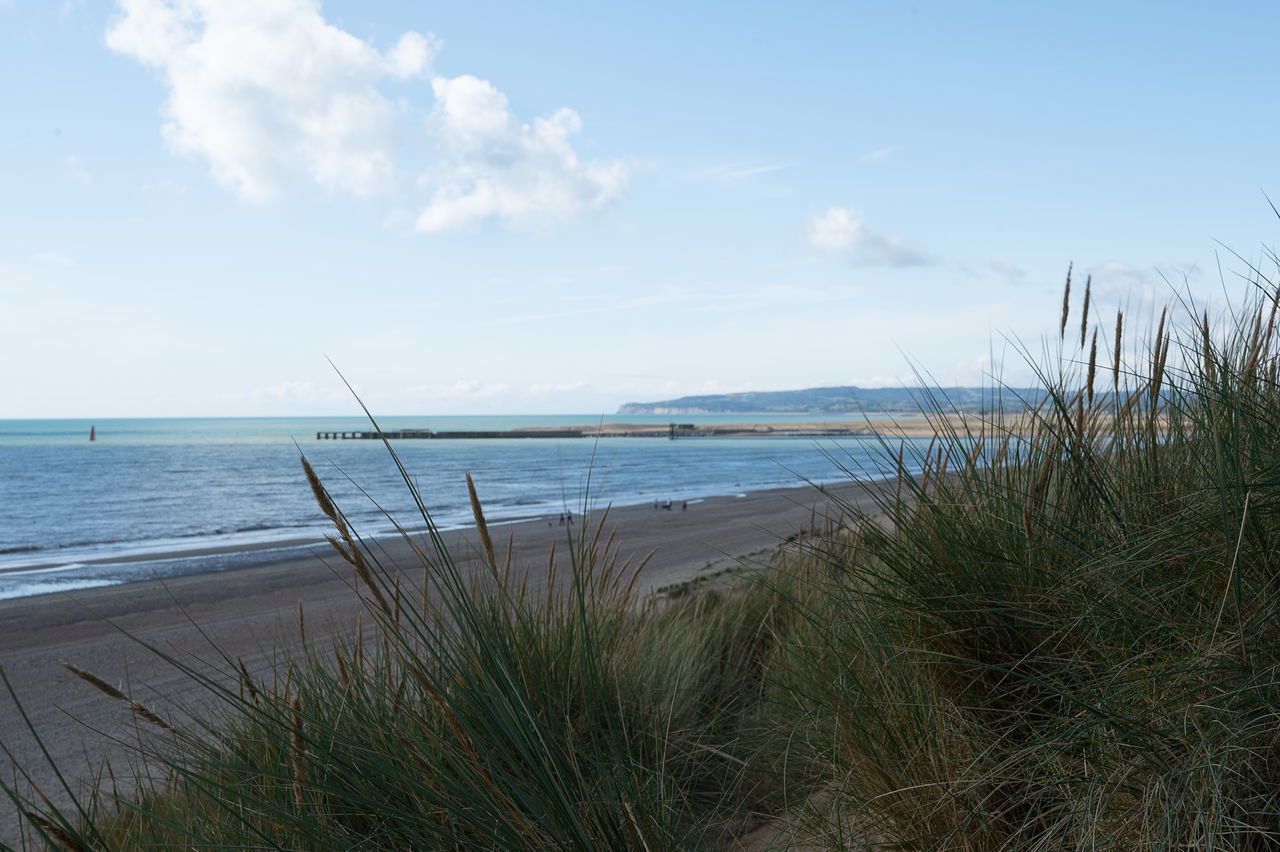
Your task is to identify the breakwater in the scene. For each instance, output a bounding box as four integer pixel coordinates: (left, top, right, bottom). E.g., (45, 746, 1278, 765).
(316, 423, 860, 440)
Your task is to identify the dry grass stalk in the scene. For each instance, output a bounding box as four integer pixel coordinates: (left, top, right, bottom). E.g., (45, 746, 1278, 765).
(1060, 262, 1072, 340)
(302, 454, 392, 619)
(328, 534, 392, 620)
(1087, 328, 1098, 406)
(466, 471, 498, 576)
(63, 662, 174, 734)
(334, 642, 350, 688)
(1150, 307, 1168, 405)
(993, 434, 1010, 468)
(1080, 274, 1091, 348)
(1113, 309, 1124, 391)
(22, 811, 84, 852)
(1075, 392, 1085, 454)
(393, 575, 402, 628)
(301, 454, 348, 540)
(237, 657, 260, 707)
(1202, 310, 1215, 383)
(1152, 331, 1171, 407)
(354, 614, 365, 672)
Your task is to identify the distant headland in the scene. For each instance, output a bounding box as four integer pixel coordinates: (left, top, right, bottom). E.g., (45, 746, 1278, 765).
(617, 385, 1041, 416)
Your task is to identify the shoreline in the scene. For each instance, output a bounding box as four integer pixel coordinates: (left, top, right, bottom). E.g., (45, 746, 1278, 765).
(0, 413, 958, 586)
(0, 478, 881, 847)
(0, 471, 871, 589)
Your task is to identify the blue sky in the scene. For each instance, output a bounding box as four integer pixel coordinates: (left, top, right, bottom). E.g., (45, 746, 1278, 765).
(2, 1, 1277, 417)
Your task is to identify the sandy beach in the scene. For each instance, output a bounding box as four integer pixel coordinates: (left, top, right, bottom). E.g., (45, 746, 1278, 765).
(0, 478, 878, 847)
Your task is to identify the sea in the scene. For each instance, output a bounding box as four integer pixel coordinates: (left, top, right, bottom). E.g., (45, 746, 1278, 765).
(0, 415, 923, 601)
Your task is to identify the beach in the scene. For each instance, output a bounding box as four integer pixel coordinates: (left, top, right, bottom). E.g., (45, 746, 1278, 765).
(0, 478, 878, 847)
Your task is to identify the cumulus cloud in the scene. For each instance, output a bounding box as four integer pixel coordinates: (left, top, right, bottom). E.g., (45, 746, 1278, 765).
(808, 206, 926, 267)
(106, 0, 432, 201)
(415, 75, 627, 231)
(105, 0, 625, 230)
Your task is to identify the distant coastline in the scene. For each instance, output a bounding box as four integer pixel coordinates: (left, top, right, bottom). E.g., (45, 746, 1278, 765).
(617, 384, 1042, 416)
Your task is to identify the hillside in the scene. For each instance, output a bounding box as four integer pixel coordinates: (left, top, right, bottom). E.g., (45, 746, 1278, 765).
(617, 385, 1040, 415)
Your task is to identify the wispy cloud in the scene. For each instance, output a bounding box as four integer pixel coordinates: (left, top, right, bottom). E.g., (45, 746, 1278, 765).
(1086, 260, 1202, 312)
(808, 206, 927, 267)
(858, 146, 896, 163)
(33, 251, 76, 267)
(695, 161, 797, 182)
(488, 288, 700, 326)
(959, 259, 1026, 284)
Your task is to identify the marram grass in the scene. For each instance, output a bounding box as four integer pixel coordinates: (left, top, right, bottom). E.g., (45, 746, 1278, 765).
(8, 262, 1280, 849)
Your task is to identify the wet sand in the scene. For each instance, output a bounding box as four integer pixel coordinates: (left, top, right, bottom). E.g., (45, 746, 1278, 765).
(0, 478, 880, 847)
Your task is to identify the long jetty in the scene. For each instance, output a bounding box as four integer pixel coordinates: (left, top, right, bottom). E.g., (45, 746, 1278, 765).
(317, 429, 586, 440)
(317, 423, 861, 441)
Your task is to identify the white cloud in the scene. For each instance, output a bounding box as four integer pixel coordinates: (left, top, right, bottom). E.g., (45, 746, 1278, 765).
(106, 0, 437, 201)
(415, 75, 627, 232)
(808, 206, 925, 267)
(106, 1, 625, 231)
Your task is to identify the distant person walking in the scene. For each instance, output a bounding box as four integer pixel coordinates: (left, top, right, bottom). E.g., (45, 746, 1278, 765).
(681, 500, 687, 511)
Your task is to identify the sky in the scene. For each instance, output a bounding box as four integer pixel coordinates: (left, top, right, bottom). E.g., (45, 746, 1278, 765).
(2, 1, 1278, 418)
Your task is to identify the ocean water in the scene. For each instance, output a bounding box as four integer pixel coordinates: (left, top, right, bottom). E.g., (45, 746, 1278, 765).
(0, 415, 920, 600)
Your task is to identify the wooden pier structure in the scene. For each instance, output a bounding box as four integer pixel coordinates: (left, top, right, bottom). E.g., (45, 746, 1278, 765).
(316, 423, 860, 441)
(316, 429, 584, 440)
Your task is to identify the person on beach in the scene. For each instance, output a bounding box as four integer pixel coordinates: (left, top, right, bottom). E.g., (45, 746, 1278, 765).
(682, 499, 687, 511)
(664, 498, 672, 510)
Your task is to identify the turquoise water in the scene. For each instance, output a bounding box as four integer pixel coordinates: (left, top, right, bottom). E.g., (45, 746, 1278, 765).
(0, 415, 917, 599)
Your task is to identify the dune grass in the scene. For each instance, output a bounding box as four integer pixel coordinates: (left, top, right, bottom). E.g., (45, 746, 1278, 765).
(8, 263, 1280, 849)
(757, 269, 1280, 848)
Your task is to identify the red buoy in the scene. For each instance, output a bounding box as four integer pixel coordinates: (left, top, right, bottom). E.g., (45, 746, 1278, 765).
(90, 426, 95, 442)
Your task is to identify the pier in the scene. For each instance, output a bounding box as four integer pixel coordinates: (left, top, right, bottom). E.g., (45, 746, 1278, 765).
(316, 429, 583, 440)
(317, 423, 860, 441)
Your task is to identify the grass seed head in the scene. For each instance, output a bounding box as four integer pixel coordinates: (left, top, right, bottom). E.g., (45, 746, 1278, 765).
(1113, 309, 1123, 391)
(1080, 273, 1092, 348)
(1087, 328, 1098, 406)
(1060, 262, 1073, 340)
